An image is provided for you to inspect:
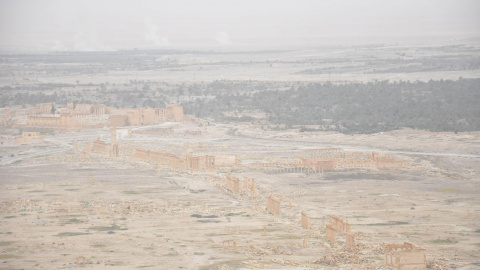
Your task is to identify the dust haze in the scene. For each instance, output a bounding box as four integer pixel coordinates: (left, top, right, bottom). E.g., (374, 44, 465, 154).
(0, 1, 479, 270)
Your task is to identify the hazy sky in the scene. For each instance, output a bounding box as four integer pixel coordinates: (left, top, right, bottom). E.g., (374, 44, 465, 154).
(1, 0, 479, 51)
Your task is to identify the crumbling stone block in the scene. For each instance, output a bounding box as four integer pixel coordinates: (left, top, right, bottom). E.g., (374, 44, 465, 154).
(266, 194, 281, 216)
(301, 212, 311, 230)
(385, 242, 426, 270)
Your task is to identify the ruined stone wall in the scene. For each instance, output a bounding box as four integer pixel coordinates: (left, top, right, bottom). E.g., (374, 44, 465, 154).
(1, 132, 44, 146)
(326, 224, 336, 244)
(188, 156, 200, 171)
(226, 173, 240, 194)
(0, 136, 17, 146)
(301, 212, 311, 229)
(73, 104, 93, 115)
(297, 157, 338, 171)
(27, 103, 53, 115)
(134, 149, 188, 171)
(90, 104, 107, 115)
(17, 132, 44, 144)
(0, 109, 15, 126)
(205, 155, 215, 169)
(165, 104, 184, 122)
(386, 243, 426, 270)
(108, 115, 128, 127)
(337, 158, 375, 169)
(183, 114, 197, 123)
(376, 157, 406, 170)
(397, 248, 426, 270)
(134, 149, 150, 162)
(27, 114, 75, 128)
(266, 194, 281, 216)
(329, 215, 350, 234)
(92, 139, 108, 153)
(346, 233, 355, 250)
(302, 148, 345, 159)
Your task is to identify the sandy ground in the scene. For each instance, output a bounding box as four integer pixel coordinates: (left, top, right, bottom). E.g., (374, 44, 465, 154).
(0, 123, 479, 270)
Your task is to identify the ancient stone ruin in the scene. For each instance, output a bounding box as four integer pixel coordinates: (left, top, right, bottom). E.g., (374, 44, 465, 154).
(266, 194, 281, 216)
(329, 215, 351, 234)
(92, 138, 108, 153)
(345, 233, 356, 250)
(301, 212, 311, 229)
(385, 242, 426, 270)
(326, 224, 336, 244)
(134, 148, 216, 172)
(222, 240, 237, 252)
(75, 256, 86, 267)
(0, 132, 44, 147)
(225, 173, 241, 194)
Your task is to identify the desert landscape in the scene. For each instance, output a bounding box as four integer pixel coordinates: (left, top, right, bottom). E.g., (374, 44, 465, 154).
(1, 1, 480, 269)
(0, 96, 479, 269)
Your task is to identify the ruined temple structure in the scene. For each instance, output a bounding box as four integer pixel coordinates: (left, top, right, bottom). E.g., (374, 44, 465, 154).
(222, 240, 237, 252)
(0, 132, 44, 147)
(301, 212, 311, 229)
(90, 104, 107, 115)
(28, 103, 54, 115)
(164, 104, 184, 122)
(13, 103, 191, 130)
(329, 215, 351, 234)
(385, 242, 426, 270)
(266, 194, 281, 216)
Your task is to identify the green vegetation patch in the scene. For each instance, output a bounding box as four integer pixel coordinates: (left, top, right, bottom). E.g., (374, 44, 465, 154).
(0, 254, 20, 259)
(435, 188, 460, 193)
(56, 232, 90, 237)
(88, 224, 123, 231)
(191, 214, 218, 218)
(367, 221, 409, 226)
(197, 219, 221, 223)
(226, 212, 244, 217)
(122, 190, 140, 195)
(430, 238, 458, 244)
(63, 218, 85, 224)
